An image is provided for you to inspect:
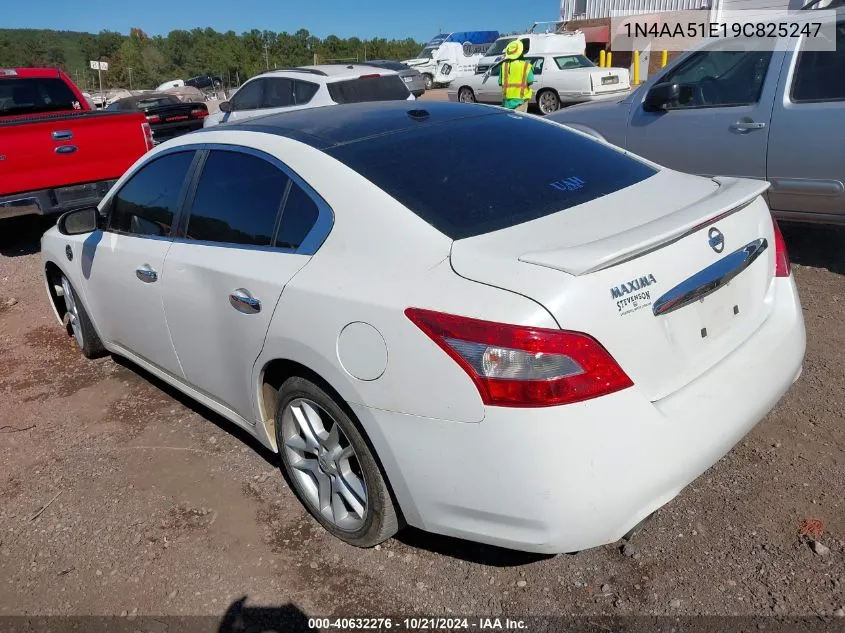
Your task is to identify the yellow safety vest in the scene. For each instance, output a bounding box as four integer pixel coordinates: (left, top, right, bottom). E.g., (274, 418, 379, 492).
(501, 60, 532, 101)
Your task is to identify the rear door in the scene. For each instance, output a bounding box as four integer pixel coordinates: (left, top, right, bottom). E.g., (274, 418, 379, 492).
(626, 38, 783, 178)
(161, 148, 328, 422)
(767, 21, 845, 222)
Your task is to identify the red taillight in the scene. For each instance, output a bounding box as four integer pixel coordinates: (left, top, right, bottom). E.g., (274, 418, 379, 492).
(146, 114, 161, 123)
(772, 216, 791, 277)
(358, 74, 381, 79)
(405, 308, 633, 408)
(190, 108, 208, 119)
(141, 122, 154, 151)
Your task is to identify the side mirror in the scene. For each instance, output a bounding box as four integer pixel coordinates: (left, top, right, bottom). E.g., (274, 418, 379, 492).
(57, 207, 99, 236)
(219, 101, 232, 113)
(643, 82, 681, 113)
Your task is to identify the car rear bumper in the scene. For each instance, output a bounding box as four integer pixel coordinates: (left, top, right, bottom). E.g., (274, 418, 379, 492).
(353, 277, 805, 553)
(0, 180, 117, 220)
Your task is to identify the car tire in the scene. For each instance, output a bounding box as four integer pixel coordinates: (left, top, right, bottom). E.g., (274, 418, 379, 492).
(537, 89, 561, 115)
(423, 74, 433, 91)
(458, 87, 477, 103)
(275, 376, 400, 548)
(60, 274, 105, 359)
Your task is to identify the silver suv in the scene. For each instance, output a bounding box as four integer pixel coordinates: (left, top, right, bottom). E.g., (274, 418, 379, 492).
(549, 10, 845, 225)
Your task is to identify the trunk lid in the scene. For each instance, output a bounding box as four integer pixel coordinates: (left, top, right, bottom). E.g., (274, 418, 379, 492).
(450, 171, 779, 401)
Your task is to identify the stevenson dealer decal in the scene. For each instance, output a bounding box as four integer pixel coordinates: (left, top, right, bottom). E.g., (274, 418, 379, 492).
(610, 274, 657, 316)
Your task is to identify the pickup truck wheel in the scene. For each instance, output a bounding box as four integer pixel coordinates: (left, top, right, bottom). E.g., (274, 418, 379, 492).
(537, 89, 561, 115)
(423, 74, 434, 91)
(276, 376, 400, 548)
(60, 275, 104, 359)
(458, 87, 477, 103)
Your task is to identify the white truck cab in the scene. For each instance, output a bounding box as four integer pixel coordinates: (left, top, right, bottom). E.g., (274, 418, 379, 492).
(476, 25, 588, 76)
(402, 31, 500, 89)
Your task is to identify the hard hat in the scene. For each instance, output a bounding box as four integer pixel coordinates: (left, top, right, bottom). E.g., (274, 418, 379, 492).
(504, 40, 524, 60)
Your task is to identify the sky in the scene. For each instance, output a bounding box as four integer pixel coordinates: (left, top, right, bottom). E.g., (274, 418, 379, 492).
(5, 0, 560, 42)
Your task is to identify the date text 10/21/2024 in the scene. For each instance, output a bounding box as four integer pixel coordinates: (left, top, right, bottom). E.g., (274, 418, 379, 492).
(307, 618, 528, 630)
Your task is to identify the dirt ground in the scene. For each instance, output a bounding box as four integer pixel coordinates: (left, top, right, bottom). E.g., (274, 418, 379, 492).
(0, 215, 843, 625)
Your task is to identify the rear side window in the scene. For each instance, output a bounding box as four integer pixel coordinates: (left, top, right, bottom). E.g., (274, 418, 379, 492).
(327, 75, 409, 104)
(108, 151, 195, 237)
(185, 151, 288, 246)
(791, 22, 845, 103)
(328, 113, 657, 240)
(0, 78, 81, 116)
(276, 183, 319, 249)
(293, 80, 319, 105)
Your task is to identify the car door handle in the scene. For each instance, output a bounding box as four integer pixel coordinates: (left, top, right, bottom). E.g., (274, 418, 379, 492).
(229, 289, 261, 314)
(731, 119, 767, 132)
(52, 130, 73, 140)
(135, 265, 158, 283)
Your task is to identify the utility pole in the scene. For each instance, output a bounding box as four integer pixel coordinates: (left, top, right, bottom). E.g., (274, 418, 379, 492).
(128, 67, 133, 91)
(263, 40, 270, 70)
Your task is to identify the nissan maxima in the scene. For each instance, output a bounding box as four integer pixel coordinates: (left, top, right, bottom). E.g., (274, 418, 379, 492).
(41, 101, 805, 554)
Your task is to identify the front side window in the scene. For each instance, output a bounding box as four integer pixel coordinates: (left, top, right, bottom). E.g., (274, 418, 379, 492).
(555, 54, 595, 70)
(185, 151, 288, 247)
(528, 57, 544, 75)
(659, 40, 773, 108)
(262, 78, 294, 108)
(230, 79, 264, 111)
(107, 151, 195, 237)
(791, 21, 845, 103)
(418, 47, 437, 60)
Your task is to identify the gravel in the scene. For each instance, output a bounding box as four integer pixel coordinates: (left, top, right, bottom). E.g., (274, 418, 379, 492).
(0, 217, 843, 618)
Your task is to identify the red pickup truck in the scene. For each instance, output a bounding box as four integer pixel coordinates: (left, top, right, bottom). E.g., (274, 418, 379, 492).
(0, 67, 153, 220)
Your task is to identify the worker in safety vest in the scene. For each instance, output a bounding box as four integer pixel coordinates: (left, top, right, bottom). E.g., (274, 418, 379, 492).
(498, 40, 534, 112)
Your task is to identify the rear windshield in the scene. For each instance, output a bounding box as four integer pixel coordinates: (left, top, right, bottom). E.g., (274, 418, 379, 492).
(0, 77, 80, 116)
(327, 113, 657, 239)
(327, 75, 410, 104)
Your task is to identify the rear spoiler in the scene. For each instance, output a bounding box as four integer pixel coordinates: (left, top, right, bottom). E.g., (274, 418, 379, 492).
(519, 177, 771, 276)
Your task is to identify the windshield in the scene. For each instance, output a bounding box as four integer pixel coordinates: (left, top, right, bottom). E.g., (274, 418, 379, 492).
(485, 37, 516, 56)
(555, 54, 596, 70)
(0, 77, 80, 116)
(417, 47, 438, 60)
(327, 112, 657, 240)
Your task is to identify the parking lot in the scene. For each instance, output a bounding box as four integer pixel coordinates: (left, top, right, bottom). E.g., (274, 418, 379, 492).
(0, 211, 842, 619)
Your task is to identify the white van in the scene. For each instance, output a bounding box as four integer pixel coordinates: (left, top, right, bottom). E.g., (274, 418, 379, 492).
(476, 29, 587, 76)
(402, 31, 500, 90)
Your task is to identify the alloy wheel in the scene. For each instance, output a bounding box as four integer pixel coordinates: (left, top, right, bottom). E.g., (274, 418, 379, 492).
(458, 88, 476, 103)
(539, 91, 561, 114)
(61, 276, 84, 349)
(281, 398, 368, 532)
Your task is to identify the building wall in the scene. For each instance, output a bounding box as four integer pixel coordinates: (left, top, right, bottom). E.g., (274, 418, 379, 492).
(561, 0, 707, 22)
(561, 0, 797, 22)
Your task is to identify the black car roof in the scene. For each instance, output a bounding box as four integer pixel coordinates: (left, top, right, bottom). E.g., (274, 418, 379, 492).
(208, 101, 501, 149)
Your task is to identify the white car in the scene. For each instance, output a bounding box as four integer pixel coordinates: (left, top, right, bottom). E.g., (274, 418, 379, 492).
(449, 53, 631, 114)
(42, 101, 805, 554)
(203, 64, 415, 128)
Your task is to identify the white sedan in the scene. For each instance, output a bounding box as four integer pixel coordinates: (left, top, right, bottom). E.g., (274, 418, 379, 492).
(448, 53, 631, 114)
(41, 101, 805, 554)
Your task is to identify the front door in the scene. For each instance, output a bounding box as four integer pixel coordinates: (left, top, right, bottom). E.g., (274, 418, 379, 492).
(161, 148, 325, 422)
(83, 150, 197, 378)
(767, 21, 845, 221)
(626, 39, 784, 179)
